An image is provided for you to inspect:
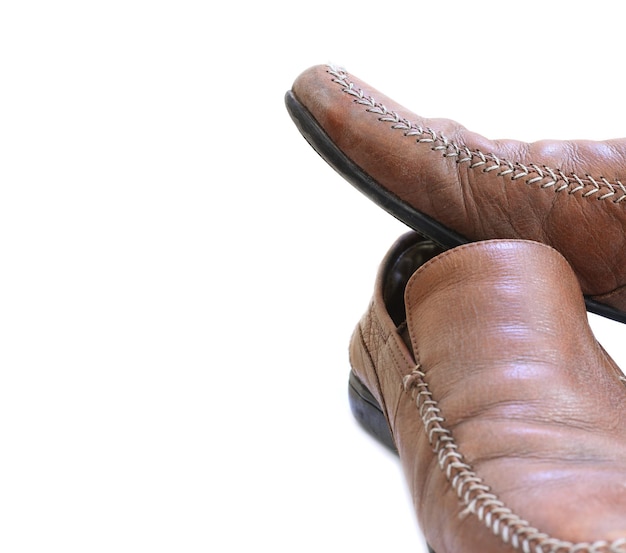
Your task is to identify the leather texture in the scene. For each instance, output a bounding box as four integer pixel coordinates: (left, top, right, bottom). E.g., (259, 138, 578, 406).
(349, 232, 626, 553)
(290, 65, 626, 315)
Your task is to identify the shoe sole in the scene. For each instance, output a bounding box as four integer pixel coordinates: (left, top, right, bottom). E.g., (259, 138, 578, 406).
(284, 90, 626, 325)
(348, 370, 435, 553)
(348, 370, 396, 452)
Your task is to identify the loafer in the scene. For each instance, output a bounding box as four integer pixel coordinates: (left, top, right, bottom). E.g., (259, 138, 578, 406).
(285, 64, 626, 324)
(348, 231, 626, 553)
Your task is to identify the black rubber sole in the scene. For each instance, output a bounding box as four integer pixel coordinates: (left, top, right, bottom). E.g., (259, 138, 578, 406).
(348, 371, 396, 452)
(348, 371, 435, 553)
(285, 90, 626, 325)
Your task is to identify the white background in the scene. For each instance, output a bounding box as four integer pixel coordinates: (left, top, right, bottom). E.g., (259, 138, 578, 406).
(1, 1, 626, 552)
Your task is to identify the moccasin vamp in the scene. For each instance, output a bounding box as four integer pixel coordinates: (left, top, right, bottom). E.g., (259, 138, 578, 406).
(349, 232, 626, 553)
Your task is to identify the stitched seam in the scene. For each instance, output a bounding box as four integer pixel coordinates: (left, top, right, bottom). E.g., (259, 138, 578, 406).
(326, 65, 626, 204)
(386, 329, 416, 431)
(402, 365, 626, 553)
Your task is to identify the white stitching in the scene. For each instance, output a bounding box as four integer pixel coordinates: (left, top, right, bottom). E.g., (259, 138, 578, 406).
(326, 65, 626, 204)
(402, 365, 626, 553)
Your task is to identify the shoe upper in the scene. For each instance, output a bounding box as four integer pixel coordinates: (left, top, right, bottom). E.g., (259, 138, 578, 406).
(349, 232, 626, 553)
(291, 65, 626, 313)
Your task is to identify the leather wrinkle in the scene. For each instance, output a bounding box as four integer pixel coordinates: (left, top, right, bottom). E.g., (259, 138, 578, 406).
(591, 280, 626, 301)
(357, 316, 391, 424)
(469, 398, 609, 427)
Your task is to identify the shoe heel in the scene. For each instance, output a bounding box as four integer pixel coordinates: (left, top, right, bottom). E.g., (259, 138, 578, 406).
(348, 371, 396, 452)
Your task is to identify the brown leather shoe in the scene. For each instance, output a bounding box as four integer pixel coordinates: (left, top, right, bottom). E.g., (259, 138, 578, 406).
(285, 64, 626, 323)
(348, 231, 626, 553)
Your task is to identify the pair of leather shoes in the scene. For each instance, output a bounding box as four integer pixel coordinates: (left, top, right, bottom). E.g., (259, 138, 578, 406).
(286, 65, 626, 553)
